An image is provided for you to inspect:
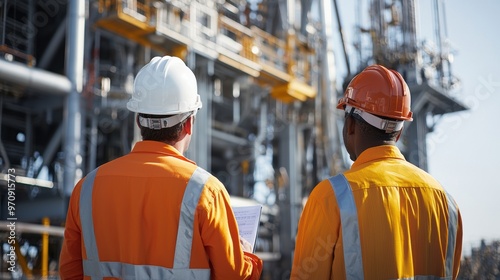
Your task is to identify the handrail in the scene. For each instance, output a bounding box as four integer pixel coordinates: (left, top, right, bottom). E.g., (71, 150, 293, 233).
(251, 26, 288, 72)
(98, 0, 151, 22)
(95, 0, 315, 99)
(0, 219, 64, 278)
(219, 16, 255, 61)
(0, 221, 64, 236)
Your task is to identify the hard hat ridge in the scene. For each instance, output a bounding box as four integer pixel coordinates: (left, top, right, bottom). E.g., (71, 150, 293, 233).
(127, 56, 202, 118)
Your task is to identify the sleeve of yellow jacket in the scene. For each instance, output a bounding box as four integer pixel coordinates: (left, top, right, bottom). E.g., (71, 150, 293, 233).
(59, 175, 263, 280)
(290, 179, 339, 280)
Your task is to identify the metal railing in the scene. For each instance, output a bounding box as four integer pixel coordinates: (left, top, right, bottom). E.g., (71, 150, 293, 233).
(96, 0, 315, 96)
(218, 16, 255, 61)
(98, 0, 152, 23)
(0, 218, 64, 279)
(251, 27, 288, 73)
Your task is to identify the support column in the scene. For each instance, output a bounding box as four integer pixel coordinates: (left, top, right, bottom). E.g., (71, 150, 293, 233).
(63, 0, 86, 196)
(187, 55, 213, 171)
(278, 111, 303, 277)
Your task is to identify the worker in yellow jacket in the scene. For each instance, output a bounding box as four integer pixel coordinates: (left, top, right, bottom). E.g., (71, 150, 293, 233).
(291, 65, 462, 279)
(59, 56, 263, 279)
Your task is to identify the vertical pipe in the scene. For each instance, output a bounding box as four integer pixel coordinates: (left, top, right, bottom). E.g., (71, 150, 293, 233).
(1, 0, 7, 45)
(88, 30, 100, 172)
(88, 108, 98, 172)
(232, 81, 240, 123)
(0, 96, 11, 170)
(24, 114, 32, 175)
(63, 0, 85, 196)
(318, 0, 342, 171)
(278, 116, 301, 276)
(27, 0, 34, 58)
(42, 217, 50, 278)
(287, 0, 294, 29)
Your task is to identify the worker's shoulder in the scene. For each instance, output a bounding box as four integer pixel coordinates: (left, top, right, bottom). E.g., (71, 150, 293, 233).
(196, 170, 230, 203)
(93, 153, 131, 171)
(347, 160, 444, 190)
(399, 161, 443, 186)
(202, 172, 226, 193)
(309, 178, 337, 200)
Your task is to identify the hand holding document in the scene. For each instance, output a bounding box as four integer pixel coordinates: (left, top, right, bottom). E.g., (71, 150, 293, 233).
(239, 236, 253, 252)
(233, 205, 262, 253)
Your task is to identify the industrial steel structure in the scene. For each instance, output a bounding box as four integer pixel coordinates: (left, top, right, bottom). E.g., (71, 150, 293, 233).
(0, 0, 465, 278)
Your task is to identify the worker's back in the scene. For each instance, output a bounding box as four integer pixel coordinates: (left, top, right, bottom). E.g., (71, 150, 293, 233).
(292, 145, 462, 279)
(90, 141, 210, 268)
(340, 145, 462, 278)
(60, 141, 262, 279)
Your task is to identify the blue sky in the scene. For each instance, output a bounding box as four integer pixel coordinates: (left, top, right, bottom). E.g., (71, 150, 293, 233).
(334, 0, 500, 255)
(425, 0, 500, 254)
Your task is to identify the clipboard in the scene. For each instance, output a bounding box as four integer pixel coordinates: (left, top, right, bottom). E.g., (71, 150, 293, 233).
(232, 205, 262, 253)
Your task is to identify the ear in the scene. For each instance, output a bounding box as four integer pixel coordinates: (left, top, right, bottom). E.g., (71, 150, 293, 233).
(346, 115, 356, 136)
(395, 128, 403, 142)
(184, 116, 194, 135)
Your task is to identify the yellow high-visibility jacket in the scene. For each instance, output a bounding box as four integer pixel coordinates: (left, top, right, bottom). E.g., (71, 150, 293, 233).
(59, 140, 262, 280)
(291, 145, 462, 279)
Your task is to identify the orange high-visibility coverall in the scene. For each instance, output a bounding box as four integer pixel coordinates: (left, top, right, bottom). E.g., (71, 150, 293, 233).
(291, 145, 463, 279)
(59, 140, 263, 279)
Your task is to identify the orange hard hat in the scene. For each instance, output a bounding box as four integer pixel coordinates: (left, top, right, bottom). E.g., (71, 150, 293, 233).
(337, 65, 413, 121)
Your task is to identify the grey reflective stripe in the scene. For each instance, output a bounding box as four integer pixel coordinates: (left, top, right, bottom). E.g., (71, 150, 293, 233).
(397, 276, 452, 280)
(444, 191, 459, 278)
(328, 174, 364, 280)
(174, 167, 210, 268)
(80, 168, 101, 279)
(329, 174, 459, 280)
(79, 167, 211, 280)
(82, 260, 210, 280)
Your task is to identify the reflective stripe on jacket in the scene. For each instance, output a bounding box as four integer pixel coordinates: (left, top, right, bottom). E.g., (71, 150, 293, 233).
(329, 174, 459, 280)
(80, 167, 211, 280)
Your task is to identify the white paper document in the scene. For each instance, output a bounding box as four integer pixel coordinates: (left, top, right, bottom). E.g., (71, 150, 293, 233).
(232, 205, 262, 252)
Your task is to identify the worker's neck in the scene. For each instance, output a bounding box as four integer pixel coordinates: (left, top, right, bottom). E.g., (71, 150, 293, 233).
(356, 140, 397, 159)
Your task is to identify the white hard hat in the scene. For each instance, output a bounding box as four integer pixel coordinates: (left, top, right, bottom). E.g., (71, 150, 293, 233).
(127, 56, 202, 122)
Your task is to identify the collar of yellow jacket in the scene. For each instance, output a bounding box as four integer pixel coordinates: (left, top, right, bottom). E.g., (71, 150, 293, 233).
(131, 140, 197, 165)
(351, 145, 406, 169)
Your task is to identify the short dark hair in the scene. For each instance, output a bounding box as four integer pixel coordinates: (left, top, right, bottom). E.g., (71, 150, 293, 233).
(137, 113, 188, 142)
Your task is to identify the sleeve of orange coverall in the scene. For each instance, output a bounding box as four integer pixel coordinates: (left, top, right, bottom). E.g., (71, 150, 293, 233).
(199, 179, 263, 280)
(59, 182, 84, 280)
(453, 206, 463, 279)
(291, 180, 339, 280)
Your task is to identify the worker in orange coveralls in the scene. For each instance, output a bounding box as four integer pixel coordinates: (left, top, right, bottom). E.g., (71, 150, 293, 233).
(291, 64, 462, 279)
(59, 56, 263, 280)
